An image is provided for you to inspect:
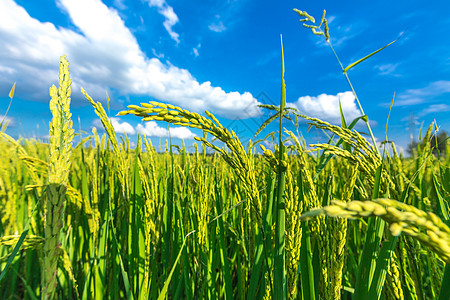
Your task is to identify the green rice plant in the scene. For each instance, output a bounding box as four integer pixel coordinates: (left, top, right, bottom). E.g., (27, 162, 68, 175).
(118, 101, 262, 223)
(260, 147, 303, 299)
(300, 198, 450, 263)
(273, 35, 288, 300)
(294, 9, 402, 154)
(384, 251, 404, 299)
(42, 55, 74, 300)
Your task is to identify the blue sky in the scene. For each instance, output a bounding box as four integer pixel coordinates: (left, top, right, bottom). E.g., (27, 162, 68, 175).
(1, 0, 449, 153)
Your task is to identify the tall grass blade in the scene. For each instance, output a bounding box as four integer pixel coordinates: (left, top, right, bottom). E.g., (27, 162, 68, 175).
(273, 34, 287, 300)
(438, 265, 450, 300)
(0, 229, 29, 283)
(157, 232, 193, 300)
(111, 218, 134, 300)
(339, 99, 351, 152)
(297, 170, 315, 300)
(354, 165, 385, 299)
(367, 236, 398, 300)
(215, 187, 233, 300)
(343, 32, 404, 73)
(299, 222, 315, 300)
(12, 267, 39, 300)
(247, 228, 266, 299)
(8, 82, 16, 99)
(432, 172, 449, 223)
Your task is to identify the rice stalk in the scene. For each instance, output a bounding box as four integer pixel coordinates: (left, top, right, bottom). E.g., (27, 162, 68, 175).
(42, 55, 74, 300)
(301, 198, 450, 263)
(294, 8, 403, 155)
(328, 162, 358, 299)
(384, 252, 405, 300)
(284, 162, 302, 299)
(118, 102, 262, 223)
(82, 90, 128, 196)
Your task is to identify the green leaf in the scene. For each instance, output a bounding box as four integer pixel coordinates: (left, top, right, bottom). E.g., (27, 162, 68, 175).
(432, 171, 450, 226)
(438, 265, 450, 300)
(8, 82, 16, 99)
(299, 221, 315, 300)
(367, 236, 398, 300)
(440, 165, 450, 195)
(273, 34, 287, 300)
(157, 232, 193, 300)
(339, 99, 351, 152)
(0, 229, 29, 284)
(354, 165, 385, 299)
(343, 32, 405, 73)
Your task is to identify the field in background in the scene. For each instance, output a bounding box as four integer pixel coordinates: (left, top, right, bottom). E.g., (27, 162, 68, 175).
(1, 107, 449, 299)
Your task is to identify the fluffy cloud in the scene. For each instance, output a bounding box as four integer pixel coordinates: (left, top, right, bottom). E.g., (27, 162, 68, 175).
(0, 0, 261, 119)
(136, 121, 196, 139)
(209, 21, 226, 32)
(0, 115, 15, 127)
(92, 118, 196, 139)
(288, 91, 362, 124)
(93, 118, 135, 135)
(147, 0, 180, 43)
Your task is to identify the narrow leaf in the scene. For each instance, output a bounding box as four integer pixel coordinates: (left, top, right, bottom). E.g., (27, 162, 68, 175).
(343, 32, 405, 73)
(157, 232, 193, 300)
(9, 82, 16, 99)
(0, 229, 29, 283)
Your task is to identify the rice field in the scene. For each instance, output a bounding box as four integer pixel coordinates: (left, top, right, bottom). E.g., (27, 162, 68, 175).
(1, 9, 449, 300)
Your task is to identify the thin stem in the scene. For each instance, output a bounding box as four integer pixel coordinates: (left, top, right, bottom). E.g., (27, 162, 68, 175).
(342, 72, 379, 155)
(274, 34, 287, 300)
(327, 41, 380, 156)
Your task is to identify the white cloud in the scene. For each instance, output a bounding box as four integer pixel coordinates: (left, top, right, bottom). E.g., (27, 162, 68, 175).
(113, 0, 127, 10)
(395, 80, 450, 106)
(93, 117, 135, 135)
(262, 140, 275, 151)
(375, 63, 400, 76)
(136, 121, 196, 139)
(288, 91, 362, 124)
(418, 104, 450, 117)
(0, 115, 15, 127)
(147, 0, 179, 43)
(209, 21, 226, 32)
(152, 48, 164, 59)
(193, 44, 201, 57)
(0, 0, 261, 119)
(92, 118, 196, 139)
(147, 0, 165, 7)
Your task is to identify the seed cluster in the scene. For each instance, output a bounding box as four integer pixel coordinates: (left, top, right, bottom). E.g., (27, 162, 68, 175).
(119, 102, 263, 222)
(301, 198, 450, 263)
(43, 55, 74, 300)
